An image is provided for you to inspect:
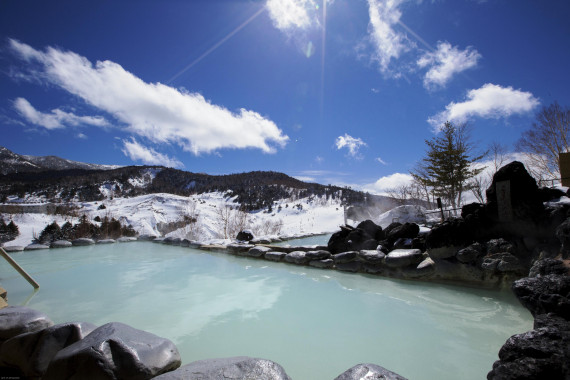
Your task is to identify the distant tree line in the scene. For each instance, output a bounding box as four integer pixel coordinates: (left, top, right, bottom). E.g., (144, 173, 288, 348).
(0, 218, 19, 243)
(37, 215, 136, 243)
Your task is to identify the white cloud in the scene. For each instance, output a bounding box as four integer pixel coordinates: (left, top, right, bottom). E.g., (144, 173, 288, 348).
(315, 155, 324, 163)
(13, 97, 108, 130)
(428, 83, 540, 130)
(293, 176, 315, 182)
(9, 39, 288, 155)
(417, 41, 481, 89)
(376, 157, 388, 165)
(266, 0, 318, 30)
(76, 133, 88, 139)
(363, 172, 414, 194)
(366, 0, 410, 73)
(335, 134, 367, 158)
(121, 138, 184, 168)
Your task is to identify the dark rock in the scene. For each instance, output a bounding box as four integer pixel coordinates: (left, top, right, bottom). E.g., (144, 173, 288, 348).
(362, 264, 385, 275)
(385, 249, 423, 268)
(461, 202, 486, 219)
(305, 250, 331, 261)
(336, 261, 362, 272)
(138, 234, 158, 241)
(356, 220, 384, 240)
(163, 237, 181, 246)
(488, 313, 570, 380)
(538, 186, 566, 202)
(264, 251, 286, 261)
(236, 230, 254, 242)
(246, 246, 271, 258)
(482, 253, 524, 274)
(528, 259, 569, 278)
(428, 246, 460, 259)
(0, 306, 53, 343)
(383, 222, 402, 236)
(309, 259, 334, 269)
(487, 238, 516, 255)
(327, 229, 351, 254)
(556, 217, 570, 259)
(153, 356, 291, 380)
(425, 218, 472, 249)
(333, 251, 357, 264)
(284, 251, 309, 265)
(334, 363, 407, 380)
(357, 250, 385, 264)
(0, 321, 97, 377)
(386, 222, 419, 242)
(457, 242, 485, 263)
(512, 274, 570, 319)
(392, 237, 413, 250)
(226, 243, 255, 255)
(43, 322, 181, 380)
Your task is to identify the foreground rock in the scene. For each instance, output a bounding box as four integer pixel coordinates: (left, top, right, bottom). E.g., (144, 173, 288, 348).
(0, 321, 97, 377)
(334, 363, 407, 380)
(0, 306, 53, 343)
(154, 356, 292, 380)
(43, 322, 181, 379)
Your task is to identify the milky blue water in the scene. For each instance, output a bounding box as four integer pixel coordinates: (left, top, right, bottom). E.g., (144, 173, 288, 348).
(0, 242, 532, 380)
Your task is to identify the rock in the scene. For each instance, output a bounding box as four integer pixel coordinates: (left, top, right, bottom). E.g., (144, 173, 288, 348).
(383, 222, 402, 236)
(24, 244, 50, 251)
(0, 306, 53, 343)
(96, 239, 115, 244)
(153, 356, 291, 380)
(245, 246, 271, 258)
(163, 237, 182, 245)
(362, 264, 385, 275)
(138, 234, 158, 241)
(0, 321, 97, 377)
(425, 218, 472, 249)
(512, 274, 570, 319)
(392, 237, 413, 249)
(327, 229, 352, 255)
(309, 259, 334, 269)
(356, 220, 384, 240)
(336, 261, 362, 272)
(2, 246, 24, 252)
(153, 237, 166, 243)
(284, 251, 309, 265)
(264, 251, 286, 261)
(456, 242, 484, 263)
(385, 249, 423, 268)
(305, 250, 331, 261)
(428, 246, 459, 259)
(333, 251, 357, 264)
(226, 243, 255, 255)
(71, 238, 95, 246)
(357, 250, 385, 264)
(556, 217, 570, 259)
(0, 297, 7, 309)
(487, 238, 515, 255)
(528, 259, 569, 278)
(488, 313, 570, 380)
(386, 222, 420, 242)
(414, 257, 436, 277)
(43, 322, 181, 380)
(334, 363, 407, 380)
(482, 253, 523, 274)
(117, 236, 137, 242)
(50, 240, 72, 248)
(251, 238, 272, 244)
(236, 230, 254, 242)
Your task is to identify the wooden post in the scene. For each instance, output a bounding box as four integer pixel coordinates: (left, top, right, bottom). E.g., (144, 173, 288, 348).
(436, 197, 445, 222)
(0, 247, 40, 289)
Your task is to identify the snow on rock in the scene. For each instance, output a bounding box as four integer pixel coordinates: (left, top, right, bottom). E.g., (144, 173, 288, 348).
(375, 205, 429, 228)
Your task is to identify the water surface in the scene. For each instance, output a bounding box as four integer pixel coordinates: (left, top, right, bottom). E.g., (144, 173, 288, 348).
(0, 242, 532, 380)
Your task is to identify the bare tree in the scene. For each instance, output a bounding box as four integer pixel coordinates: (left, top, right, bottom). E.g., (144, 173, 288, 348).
(516, 101, 570, 180)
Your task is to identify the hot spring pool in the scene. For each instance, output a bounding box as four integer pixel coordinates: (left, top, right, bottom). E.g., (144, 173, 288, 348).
(0, 241, 532, 379)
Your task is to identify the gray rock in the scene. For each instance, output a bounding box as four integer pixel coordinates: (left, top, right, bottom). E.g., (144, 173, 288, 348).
(117, 236, 137, 242)
(428, 246, 460, 259)
(24, 244, 50, 251)
(163, 237, 182, 246)
(528, 259, 568, 278)
(482, 253, 523, 274)
(487, 238, 515, 255)
(43, 322, 181, 380)
(336, 261, 362, 272)
(0, 321, 97, 377)
(264, 251, 286, 262)
(153, 237, 166, 243)
(153, 356, 291, 380)
(333, 251, 358, 264)
(96, 239, 115, 244)
(357, 250, 385, 264)
(0, 306, 53, 343)
(251, 238, 272, 244)
(512, 274, 570, 319)
(284, 251, 309, 265)
(2, 246, 24, 252)
(385, 249, 423, 268)
(413, 257, 436, 277)
(362, 264, 385, 274)
(226, 243, 255, 255)
(138, 234, 158, 241)
(50, 240, 72, 248)
(456, 246, 481, 263)
(334, 363, 407, 380)
(245, 246, 271, 258)
(305, 250, 331, 261)
(71, 238, 95, 246)
(309, 259, 334, 269)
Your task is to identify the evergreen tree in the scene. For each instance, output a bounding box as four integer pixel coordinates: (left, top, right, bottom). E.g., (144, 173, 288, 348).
(411, 122, 484, 210)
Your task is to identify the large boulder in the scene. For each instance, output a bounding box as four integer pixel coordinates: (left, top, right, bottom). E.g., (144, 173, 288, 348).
(528, 259, 569, 278)
(0, 321, 97, 377)
(356, 220, 384, 240)
(245, 246, 271, 258)
(385, 249, 424, 268)
(327, 222, 382, 254)
(334, 363, 407, 380)
(43, 322, 181, 380)
(284, 251, 309, 265)
(386, 222, 419, 242)
(305, 250, 331, 261)
(512, 274, 570, 319)
(236, 230, 254, 242)
(0, 306, 53, 343)
(153, 356, 291, 380)
(333, 251, 357, 264)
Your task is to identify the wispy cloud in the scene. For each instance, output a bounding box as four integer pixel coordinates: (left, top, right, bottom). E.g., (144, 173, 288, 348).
(13, 97, 108, 130)
(375, 157, 388, 165)
(121, 138, 184, 168)
(366, 0, 411, 74)
(266, 0, 319, 30)
(335, 134, 367, 159)
(8, 39, 289, 155)
(428, 83, 540, 131)
(417, 41, 481, 90)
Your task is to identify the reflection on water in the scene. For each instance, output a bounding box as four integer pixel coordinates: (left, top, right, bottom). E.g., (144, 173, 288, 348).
(0, 241, 532, 380)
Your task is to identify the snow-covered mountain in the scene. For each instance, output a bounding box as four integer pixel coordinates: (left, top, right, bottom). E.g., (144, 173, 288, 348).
(0, 146, 119, 175)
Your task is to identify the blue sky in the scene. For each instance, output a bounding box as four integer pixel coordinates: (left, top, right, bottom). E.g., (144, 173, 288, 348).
(1, 0, 569, 194)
